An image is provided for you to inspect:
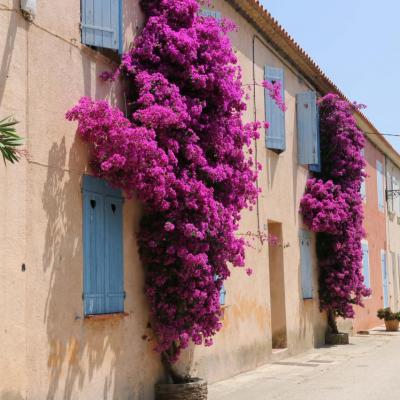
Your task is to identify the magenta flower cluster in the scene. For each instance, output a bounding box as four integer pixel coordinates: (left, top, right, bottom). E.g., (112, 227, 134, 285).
(300, 94, 371, 319)
(262, 80, 287, 112)
(66, 0, 277, 360)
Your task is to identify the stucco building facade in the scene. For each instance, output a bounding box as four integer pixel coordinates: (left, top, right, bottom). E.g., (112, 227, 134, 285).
(385, 158, 400, 312)
(1, 0, 399, 399)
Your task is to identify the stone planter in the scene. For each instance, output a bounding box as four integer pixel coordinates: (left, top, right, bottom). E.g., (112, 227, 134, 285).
(325, 332, 349, 345)
(384, 319, 399, 332)
(155, 378, 207, 400)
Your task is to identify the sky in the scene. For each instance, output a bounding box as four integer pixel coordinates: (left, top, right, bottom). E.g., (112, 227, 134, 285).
(260, 0, 400, 152)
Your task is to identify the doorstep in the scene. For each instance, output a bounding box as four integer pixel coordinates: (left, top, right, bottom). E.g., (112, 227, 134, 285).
(271, 347, 289, 362)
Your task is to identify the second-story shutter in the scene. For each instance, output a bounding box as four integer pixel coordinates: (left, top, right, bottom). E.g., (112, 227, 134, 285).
(81, 0, 122, 52)
(199, 8, 222, 19)
(296, 92, 319, 166)
(377, 160, 384, 211)
(360, 148, 366, 201)
(265, 66, 285, 153)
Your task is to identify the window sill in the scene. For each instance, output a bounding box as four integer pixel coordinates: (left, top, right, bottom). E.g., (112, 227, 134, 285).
(84, 312, 129, 321)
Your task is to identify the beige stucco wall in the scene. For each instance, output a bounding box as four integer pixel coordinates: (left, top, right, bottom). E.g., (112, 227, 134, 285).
(0, 0, 326, 399)
(385, 158, 400, 312)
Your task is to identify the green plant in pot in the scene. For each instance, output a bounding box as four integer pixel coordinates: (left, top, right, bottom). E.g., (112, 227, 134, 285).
(377, 308, 400, 331)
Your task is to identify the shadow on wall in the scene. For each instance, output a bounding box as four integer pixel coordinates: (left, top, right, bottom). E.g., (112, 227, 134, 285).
(41, 136, 160, 400)
(0, 8, 19, 107)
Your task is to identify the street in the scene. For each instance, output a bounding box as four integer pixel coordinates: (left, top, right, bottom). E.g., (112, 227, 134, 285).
(209, 327, 400, 400)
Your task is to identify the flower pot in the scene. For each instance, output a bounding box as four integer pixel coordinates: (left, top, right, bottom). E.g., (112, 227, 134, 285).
(155, 378, 207, 400)
(384, 319, 399, 332)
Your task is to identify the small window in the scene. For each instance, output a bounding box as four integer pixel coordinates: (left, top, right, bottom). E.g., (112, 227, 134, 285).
(81, 0, 123, 54)
(82, 175, 125, 315)
(299, 229, 313, 299)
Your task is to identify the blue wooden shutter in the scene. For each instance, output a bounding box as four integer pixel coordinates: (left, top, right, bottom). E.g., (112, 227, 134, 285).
(300, 230, 313, 299)
(219, 285, 226, 306)
(309, 105, 321, 173)
(381, 250, 389, 308)
(360, 149, 366, 200)
(265, 66, 285, 153)
(377, 160, 384, 211)
(362, 242, 370, 288)
(83, 175, 124, 315)
(83, 189, 106, 315)
(296, 92, 319, 166)
(105, 195, 125, 313)
(199, 8, 222, 19)
(81, 0, 122, 52)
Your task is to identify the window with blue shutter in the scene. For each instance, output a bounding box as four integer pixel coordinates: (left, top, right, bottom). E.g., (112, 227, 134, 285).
(362, 242, 370, 289)
(220, 285, 226, 306)
(296, 92, 320, 169)
(265, 66, 285, 153)
(82, 175, 125, 315)
(360, 149, 366, 201)
(81, 0, 123, 53)
(214, 275, 226, 305)
(299, 229, 313, 299)
(388, 174, 395, 214)
(377, 160, 384, 212)
(199, 8, 222, 19)
(309, 107, 321, 173)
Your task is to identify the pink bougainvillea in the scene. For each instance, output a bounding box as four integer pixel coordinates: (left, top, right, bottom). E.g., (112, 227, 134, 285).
(67, 0, 286, 361)
(300, 94, 371, 321)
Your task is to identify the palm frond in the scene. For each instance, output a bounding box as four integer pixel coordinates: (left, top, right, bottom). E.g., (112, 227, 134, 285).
(0, 116, 23, 165)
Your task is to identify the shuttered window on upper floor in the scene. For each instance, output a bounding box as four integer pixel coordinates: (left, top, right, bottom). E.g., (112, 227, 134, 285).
(81, 0, 123, 53)
(265, 66, 286, 153)
(199, 8, 222, 19)
(387, 174, 397, 214)
(362, 242, 370, 289)
(296, 92, 321, 171)
(299, 229, 313, 299)
(360, 148, 366, 202)
(377, 160, 384, 212)
(82, 175, 125, 315)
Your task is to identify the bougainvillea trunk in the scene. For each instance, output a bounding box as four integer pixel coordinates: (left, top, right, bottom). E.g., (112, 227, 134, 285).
(300, 94, 371, 322)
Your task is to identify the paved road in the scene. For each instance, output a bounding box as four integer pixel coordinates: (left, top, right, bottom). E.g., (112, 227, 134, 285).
(209, 327, 400, 400)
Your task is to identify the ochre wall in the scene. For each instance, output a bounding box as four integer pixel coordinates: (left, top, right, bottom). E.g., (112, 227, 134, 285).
(0, 0, 326, 398)
(353, 140, 386, 332)
(385, 158, 400, 312)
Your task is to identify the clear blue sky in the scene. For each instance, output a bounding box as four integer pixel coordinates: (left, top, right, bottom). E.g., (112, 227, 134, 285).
(261, 0, 400, 152)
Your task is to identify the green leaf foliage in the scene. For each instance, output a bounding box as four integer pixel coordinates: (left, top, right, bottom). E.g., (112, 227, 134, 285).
(0, 116, 23, 164)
